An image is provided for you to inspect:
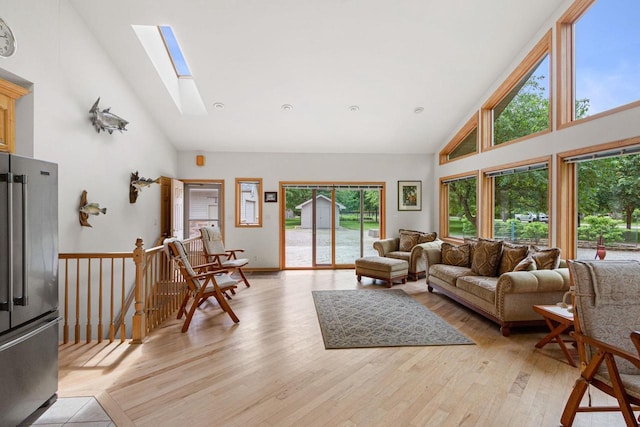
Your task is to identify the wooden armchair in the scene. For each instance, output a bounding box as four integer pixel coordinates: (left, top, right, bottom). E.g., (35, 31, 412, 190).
(165, 239, 240, 333)
(561, 259, 640, 426)
(200, 226, 250, 287)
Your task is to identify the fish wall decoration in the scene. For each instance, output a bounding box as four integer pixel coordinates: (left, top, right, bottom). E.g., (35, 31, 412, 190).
(129, 171, 160, 203)
(79, 190, 107, 227)
(89, 97, 129, 134)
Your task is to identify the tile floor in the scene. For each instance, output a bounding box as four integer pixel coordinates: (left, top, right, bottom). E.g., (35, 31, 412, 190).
(18, 396, 114, 427)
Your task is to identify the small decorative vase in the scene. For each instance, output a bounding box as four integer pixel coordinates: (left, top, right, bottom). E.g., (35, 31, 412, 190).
(595, 234, 606, 260)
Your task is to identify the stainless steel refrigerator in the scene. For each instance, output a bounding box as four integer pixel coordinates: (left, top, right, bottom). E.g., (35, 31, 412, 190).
(0, 153, 59, 426)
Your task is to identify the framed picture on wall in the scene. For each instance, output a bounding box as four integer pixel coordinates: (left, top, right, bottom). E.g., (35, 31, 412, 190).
(398, 180, 421, 211)
(264, 191, 278, 203)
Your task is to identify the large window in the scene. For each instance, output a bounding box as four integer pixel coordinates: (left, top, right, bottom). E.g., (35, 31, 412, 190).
(439, 115, 478, 164)
(482, 31, 551, 149)
(557, 0, 640, 126)
(485, 161, 550, 246)
(493, 55, 549, 146)
(574, 0, 640, 118)
(561, 143, 640, 261)
(441, 175, 477, 239)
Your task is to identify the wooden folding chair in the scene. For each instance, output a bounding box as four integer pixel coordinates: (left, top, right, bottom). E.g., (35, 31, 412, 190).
(200, 226, 251, 287)
(165, 239, 240, 333)
(561, 259, 640, 426)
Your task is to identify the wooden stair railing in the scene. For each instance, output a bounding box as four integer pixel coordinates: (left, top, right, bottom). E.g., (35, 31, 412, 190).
(59, 236, 204, 344)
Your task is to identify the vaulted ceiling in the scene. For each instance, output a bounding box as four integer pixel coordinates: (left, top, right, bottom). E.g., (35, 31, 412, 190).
(70, 0, 566, 154)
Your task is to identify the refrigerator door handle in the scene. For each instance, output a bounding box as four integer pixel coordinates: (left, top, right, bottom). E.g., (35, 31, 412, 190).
(13, 174, 28, 306)
(0, 172, 13, 312)
(0, 316, 61, 352)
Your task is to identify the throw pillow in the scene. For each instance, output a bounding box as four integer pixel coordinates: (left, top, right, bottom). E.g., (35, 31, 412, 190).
(513, 255, 536, 271)
(418, 231, 438, 243)
(399, 231, 419, 252)
(464, 237, 478, 261)
(531, 246, 561, 270)
(441, 242, 470, 267)
(471, 238, 503, 276)
(498, 242, 529, 275)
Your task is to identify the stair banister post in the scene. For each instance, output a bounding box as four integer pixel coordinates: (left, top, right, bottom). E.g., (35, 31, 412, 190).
(131, 237, 146, 343)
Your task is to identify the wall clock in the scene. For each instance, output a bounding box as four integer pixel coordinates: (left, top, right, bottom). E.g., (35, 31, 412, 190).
(0, 18, 16, 57)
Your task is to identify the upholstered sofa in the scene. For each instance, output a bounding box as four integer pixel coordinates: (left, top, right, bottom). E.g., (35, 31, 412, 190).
(425, 238, 570, 336)
(373, 229, 443, 280)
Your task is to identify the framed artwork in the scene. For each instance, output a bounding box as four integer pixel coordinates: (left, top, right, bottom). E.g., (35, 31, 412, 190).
(398, 180, 421, 211)
(264, 191, 278, 203)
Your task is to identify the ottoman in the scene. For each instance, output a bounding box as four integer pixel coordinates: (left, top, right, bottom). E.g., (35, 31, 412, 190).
(355, 256, 409, 288)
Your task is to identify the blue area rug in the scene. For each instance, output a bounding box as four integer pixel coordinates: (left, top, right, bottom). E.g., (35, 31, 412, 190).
(312, 289, 474, 349)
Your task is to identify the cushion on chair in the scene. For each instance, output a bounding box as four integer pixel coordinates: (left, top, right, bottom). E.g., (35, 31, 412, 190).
(385, 251, 410, 261)
(222, 258, 249, 268)
(171, 240, 197, 277)
(399, 230, 419, 251)
(418, 231, 438, 243)
(570, 260, 640, 376)
(200, 226, 226, 255)
(204, 273, 237, 289)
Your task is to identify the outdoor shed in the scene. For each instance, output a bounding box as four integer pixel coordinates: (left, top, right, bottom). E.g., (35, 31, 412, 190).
(295, 195, 345, 229)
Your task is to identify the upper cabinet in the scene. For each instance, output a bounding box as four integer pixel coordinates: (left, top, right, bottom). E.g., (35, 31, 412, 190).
(0, 78, 28, 153)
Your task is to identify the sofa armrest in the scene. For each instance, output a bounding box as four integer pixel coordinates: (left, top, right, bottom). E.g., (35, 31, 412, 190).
(373, 238, 399, 256)
(411, 239, 443, 262)
(497, 268, 570, 294)
(424, 246, 442, 270)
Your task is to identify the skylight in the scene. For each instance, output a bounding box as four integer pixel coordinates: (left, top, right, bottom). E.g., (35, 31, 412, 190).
(132, 24, 206, 115)
(158, 25, 191, 78)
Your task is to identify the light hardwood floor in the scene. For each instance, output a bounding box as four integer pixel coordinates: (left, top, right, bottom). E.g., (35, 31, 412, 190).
(59, 270, 627, 427)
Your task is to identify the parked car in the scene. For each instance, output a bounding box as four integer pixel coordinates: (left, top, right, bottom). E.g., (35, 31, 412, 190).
(514, 212, 549, 223)
(515, 212, 537, 222)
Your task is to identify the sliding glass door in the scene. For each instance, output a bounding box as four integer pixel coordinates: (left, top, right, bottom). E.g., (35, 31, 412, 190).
(282, 183, 383, 268)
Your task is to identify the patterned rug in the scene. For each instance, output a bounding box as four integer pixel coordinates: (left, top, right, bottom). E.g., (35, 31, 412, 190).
(312, 289, 474, 349)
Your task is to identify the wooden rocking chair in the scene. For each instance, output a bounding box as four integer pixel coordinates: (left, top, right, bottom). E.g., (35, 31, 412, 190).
(200, 226, 250, 287)
(561, 259, 640, 426)
(165, 239, 240, 332)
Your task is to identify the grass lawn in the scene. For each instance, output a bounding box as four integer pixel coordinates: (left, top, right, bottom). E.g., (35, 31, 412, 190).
(449, 217, 463, 235)
(285, 216, 379, 231)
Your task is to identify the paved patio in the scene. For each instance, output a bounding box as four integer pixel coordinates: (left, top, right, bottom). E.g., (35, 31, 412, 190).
(285, 227, 379, 267)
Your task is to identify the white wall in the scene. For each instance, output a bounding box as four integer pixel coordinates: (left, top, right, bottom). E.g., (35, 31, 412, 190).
(0, 0, 178, 252)
(178, 151, 434, 268)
